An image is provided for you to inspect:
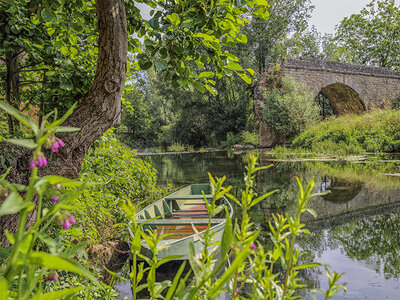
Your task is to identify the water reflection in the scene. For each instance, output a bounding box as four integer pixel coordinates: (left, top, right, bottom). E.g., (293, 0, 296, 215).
(141, 151, 400, 299)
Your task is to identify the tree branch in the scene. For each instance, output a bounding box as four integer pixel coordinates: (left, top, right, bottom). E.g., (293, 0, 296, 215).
(19, 80, 45, 86)
(19, 68, 48, 73)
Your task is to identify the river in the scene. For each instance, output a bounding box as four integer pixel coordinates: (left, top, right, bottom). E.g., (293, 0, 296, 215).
(139, 150, 400, 299)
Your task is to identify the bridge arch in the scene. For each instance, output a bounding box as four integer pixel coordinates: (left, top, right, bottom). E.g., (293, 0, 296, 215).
(319, 82, 366, 115)
(255, 58, 400, 147)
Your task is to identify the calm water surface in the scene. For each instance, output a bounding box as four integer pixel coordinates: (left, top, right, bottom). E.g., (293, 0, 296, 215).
(142, 150, 400, 299)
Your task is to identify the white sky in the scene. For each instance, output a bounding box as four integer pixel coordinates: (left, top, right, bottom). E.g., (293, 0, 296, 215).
(310, 0, 400, 34)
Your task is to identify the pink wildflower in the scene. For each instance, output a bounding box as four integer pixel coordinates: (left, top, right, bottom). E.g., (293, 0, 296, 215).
(62, 219, 71, 229)
(250, 244, 257, 250)
(56, 183, 61, 189)
(58, 139, 65, 147)
(69, 214, 76, 225)
(47, 271, 58, 281)
(52, 195, 58, 204)
(29, 160, 36, 169)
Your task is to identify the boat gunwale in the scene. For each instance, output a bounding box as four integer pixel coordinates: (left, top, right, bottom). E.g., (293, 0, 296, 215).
(130, 184, 233, 248)
(155, 200, 232, 246)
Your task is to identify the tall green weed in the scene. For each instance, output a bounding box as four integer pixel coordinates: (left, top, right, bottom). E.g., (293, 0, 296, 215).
(293, 109, 400, 153)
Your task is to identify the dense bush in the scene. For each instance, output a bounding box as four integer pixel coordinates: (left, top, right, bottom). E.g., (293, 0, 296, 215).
(261, 76, 321, 142)
(293, 109, 400, 154)
(71, 130, 173, 243)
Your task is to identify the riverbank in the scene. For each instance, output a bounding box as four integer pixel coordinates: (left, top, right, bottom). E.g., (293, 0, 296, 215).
(291, 109, 400, 155)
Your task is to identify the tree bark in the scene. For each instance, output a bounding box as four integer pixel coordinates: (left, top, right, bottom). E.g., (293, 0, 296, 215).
(0, 0, 128, 245)
(48, 0, 128, 178)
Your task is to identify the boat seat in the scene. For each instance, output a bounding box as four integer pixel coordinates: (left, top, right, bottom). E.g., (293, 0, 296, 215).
(164, 195, 212, 200)
(136, 218, 225, 226)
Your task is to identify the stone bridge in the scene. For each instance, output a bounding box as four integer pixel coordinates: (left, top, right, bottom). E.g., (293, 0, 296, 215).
(255, 58, 400, 147)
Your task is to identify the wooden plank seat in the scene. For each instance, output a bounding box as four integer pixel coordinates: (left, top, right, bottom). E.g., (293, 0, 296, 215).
(137, 218, 225, 226)
(157, 225, 210, 240)
(164, 195, 212, 200)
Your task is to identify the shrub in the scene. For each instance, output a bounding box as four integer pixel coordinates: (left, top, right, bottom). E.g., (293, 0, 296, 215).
(240, 130, 259, 147)
(74, 130, 162, 243)
(261, 76, 321, 142)
(167, 142, 186, 152)
(220, 132, 241, 149)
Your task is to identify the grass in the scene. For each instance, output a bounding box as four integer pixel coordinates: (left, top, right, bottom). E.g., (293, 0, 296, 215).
(167, 143, 186, 152)
(292, 109, 400, 154)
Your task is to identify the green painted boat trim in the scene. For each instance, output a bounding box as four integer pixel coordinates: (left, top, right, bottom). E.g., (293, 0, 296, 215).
(130, 183, 233, 260)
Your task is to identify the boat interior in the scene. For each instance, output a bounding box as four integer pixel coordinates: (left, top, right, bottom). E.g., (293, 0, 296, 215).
(137, 184, 227, 240)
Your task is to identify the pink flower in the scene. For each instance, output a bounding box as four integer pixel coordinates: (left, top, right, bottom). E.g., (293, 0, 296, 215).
(58, 139, 65, 147)
(62, 219, 71, 229)
(250, 244, 257, 250)
(69, 214, 76, 225)
(47, 271, 58, 281)
(29, 160, 36, 169)
(52, 195, 58, 204)
(37, 155, 48, 167)
(56, 183, 61, 189)
(116, 152, 120, 155)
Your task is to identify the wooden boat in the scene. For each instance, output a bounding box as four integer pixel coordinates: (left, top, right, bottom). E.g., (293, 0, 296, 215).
(132, 184, 233, 260)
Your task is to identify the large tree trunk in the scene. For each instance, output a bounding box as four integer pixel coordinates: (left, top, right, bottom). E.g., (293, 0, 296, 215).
(50, 0, 128, 178)
(0, 0, 128, 245)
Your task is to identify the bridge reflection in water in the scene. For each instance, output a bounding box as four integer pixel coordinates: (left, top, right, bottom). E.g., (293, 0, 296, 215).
(258, 153, 400, 299)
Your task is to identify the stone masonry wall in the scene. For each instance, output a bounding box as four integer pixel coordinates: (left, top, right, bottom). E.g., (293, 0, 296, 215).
(281, 58, 400, 110)
(256, 58, 400, 147)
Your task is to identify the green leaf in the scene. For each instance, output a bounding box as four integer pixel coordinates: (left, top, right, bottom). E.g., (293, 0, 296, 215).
(35, 175, 85, 188)
(249, 190, 277, 209)
(192, 81, 205, 93)
(139, 60, 153, 70)
(0, 101, 38, 134)
(19, 233, 33, 254)
(41, 8, 56, 22)
(220, 208, 233, 258)
(5, 230, 15, 245)
(198, 71, 214, 79)
(31, 287, 82, 300)
(55, 126, 80, 133)
(149, 18, 159, 29)
(60, 46, 69, 55)
(155, 61, 168, 70)
(167, 13, 180, 26)
(0, 278, 8, 299)
(293, 262, 322, 271)
(87, 35, 97, 44)
(246, 68, 255, 75)
(70, 47, 78, 56)
(208, 245, 251, 297)
(23, 252, 99, 285)
(236, 34, 247, 43)
(255, 0, 269, 6)
(71, 22, 83, 32)
(50, 106, 76, 130)
(6, 139, 37, 149)
(0, 192, 34, 217)
(204, 84, 216, 96)
(226, 61, 243, 71)
(238, 73, 252, 84)
(165, 261, 186, 300)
